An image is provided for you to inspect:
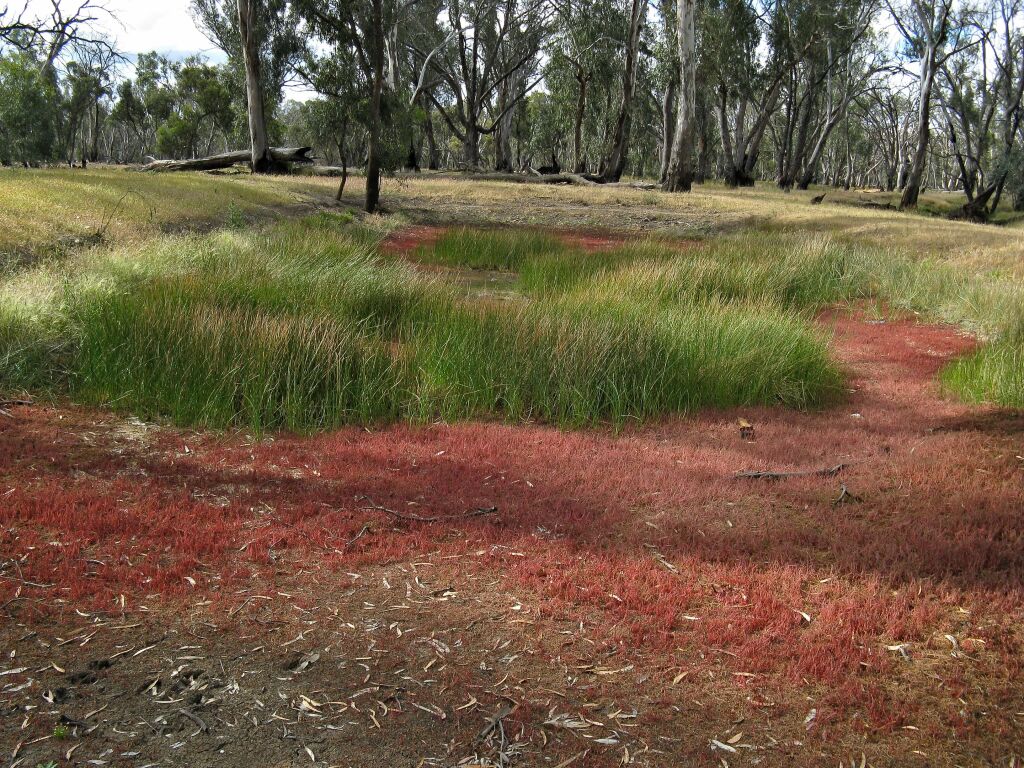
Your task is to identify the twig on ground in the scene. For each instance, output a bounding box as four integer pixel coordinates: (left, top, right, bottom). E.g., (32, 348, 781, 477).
(344, 523, 372, 548)
(833, 484, 863, 506)
(0, 399, 33, 408)
(177, 707, 208, 734)
(734, 463, 851, 480)
(356, 495, 498, 523)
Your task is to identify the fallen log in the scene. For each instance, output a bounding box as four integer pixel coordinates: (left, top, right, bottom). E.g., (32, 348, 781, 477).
(304, 165, 348, 177)
(734, 463, 851, 480)
(397, 169, 611, 186)
(140, 147, 314, 172)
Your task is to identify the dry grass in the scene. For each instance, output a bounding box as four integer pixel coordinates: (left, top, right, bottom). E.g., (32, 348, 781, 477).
(325, 174, 1024, 277)
(0, 166, 340, 257)
(4, 167, 1023, 278)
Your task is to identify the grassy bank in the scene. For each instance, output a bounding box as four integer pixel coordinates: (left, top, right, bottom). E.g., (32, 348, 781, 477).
(0, 166, 339, 260)
(3, 168, 1021, 423)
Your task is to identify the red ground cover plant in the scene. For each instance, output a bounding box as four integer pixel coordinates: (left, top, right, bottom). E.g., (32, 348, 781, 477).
(1, 312, 1022, 744)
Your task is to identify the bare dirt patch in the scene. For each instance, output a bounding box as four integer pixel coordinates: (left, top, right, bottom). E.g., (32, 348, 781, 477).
(2, 315, 1022, 766)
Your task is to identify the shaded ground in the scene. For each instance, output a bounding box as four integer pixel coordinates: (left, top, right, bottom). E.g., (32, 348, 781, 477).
(2, 305, 1022, 766)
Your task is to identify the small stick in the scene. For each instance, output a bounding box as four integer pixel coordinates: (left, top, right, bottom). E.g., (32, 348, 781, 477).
(356, 495, 498, 523)
(344, 523, 372, 548)
(0, 399, 34, 408)
(833, 484, 863, 506)
(734, 463, 851, 480)
(178, 708, 208, 733)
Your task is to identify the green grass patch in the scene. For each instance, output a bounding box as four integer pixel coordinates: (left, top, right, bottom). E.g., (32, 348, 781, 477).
(942, 341, 1024, 408)
(414, 227, 567, 271)
(1, 215, 843, 431)
(413, 298, 839, 425)
(411, 227, 1024, 411)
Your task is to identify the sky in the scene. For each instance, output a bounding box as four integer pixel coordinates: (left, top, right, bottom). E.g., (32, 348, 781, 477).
(20, 0, 322, 98)
(99, 0, 220, 60)
(23, 0, 224, 61)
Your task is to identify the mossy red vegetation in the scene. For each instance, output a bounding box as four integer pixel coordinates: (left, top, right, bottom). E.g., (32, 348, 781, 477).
(1, 313, 1022, 743)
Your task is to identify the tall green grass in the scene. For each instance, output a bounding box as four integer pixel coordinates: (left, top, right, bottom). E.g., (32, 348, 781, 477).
(415, 227, 567, 271)
(409, 227, 1024, 410)
(413, 298, 839, 425)
(0, 216, 845, 430)
(943, 342, 1024, 408)
(73, 288, 408, 431)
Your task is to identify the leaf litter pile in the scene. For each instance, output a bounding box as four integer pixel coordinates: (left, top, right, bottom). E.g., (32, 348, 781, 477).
(2, 314, 1023, 767)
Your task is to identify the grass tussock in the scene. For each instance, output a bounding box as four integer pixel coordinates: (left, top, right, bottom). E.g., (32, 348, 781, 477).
(413, 299, 838, 424)
(407, 227, 1024, 410)
(942, 341, 1024, 408)
(0, 214, 842, 430)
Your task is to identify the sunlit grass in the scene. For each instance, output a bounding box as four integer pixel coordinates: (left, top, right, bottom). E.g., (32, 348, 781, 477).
(0, 166, 339, 257)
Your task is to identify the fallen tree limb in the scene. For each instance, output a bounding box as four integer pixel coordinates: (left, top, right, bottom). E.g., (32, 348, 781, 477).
(140, 147, 314, 172)
(0, 399, 33, 408)
(356, 495, 498, 523)
(394, 169, 651, 187)
(304, 165, 348, 177)
(734, 463, 851, 480)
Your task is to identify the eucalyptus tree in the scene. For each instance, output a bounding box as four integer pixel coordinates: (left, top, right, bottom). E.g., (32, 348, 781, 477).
(547, 0, 623, 171)
(795, 28, 890, 188)
(600, 0, 648, 180)
(0, 48, 59, 165)
(0, 1, 116, 75)
(297, 0, 397, 212)
(413, 0, 551, 168)
(294, 30, 368, 198)
(661, 0, 695, 190)
(770, 0, 882, 189)
(235, 0, 272, 170)
(858, 86, 914, 189)
(701, 0, 779, 186)
(192, 0, 304, 169)
(938, 0, 1023, 215)
(887, 0, 977, 208)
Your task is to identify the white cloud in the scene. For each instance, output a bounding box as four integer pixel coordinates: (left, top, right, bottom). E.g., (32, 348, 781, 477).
(22, 0, 315, 100)
(21, 0, 220, 58)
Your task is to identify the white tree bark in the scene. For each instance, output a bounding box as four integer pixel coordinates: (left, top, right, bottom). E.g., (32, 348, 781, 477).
(237, 0, 272, 173)
(662, 0, 696, 192)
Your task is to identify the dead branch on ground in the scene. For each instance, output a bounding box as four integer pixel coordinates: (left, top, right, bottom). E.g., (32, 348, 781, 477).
(734, 463, 851, 480)
(356, 495, 498, 523)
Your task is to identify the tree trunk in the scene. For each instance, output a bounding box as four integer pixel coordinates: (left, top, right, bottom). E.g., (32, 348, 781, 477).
(601, 0, 647, 182)
(718, 88, 738, 186)
(798, 106, 846, 190)
(662, 0, 695, 193)
(659, 77, 677, 183)
(463, 123, 480, 168)
(493, 79, 517, 172)
(573, 68, 590, 174)
(365, 0, 386, 213)
(336, 118, 349, 201)
(237, 0, 272, 173)
(423, 101, 440, 170)
(781, 91, 815, 188)
(901, 46, 937, 210)
(90, 100, 101, 162)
